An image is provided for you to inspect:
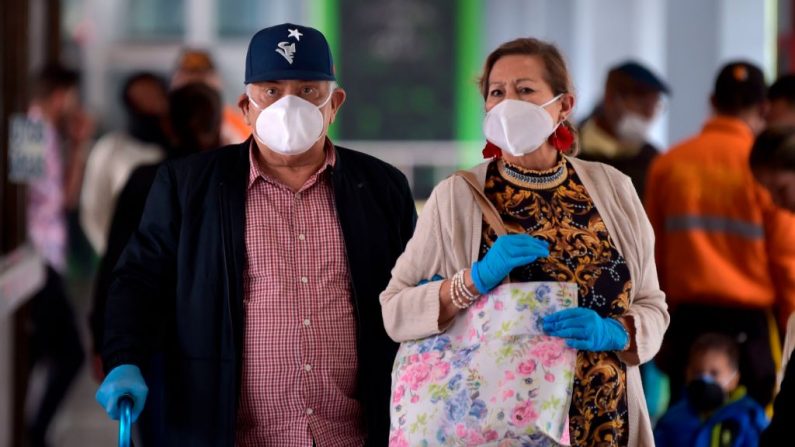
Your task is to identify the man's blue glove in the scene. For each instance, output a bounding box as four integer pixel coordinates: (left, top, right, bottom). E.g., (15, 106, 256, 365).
(417, 274, 444, 286)
(95, 364, 148, 422)
(471, 234, 549, 294)
(542, 307, 629, 351)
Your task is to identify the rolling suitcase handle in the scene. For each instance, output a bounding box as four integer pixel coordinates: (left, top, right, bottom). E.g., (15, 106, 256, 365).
(118, 395, 134, 447)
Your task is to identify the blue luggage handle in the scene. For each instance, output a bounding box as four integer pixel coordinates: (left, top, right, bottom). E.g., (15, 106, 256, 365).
(118, 395, 133, 447)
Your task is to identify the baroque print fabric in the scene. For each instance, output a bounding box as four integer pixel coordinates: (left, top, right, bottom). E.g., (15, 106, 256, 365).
(481, 158, 632, 447)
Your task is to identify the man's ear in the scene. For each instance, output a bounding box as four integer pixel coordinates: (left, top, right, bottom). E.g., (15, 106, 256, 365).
(238, 93, 252, 126)
(328, 87, 346, 124)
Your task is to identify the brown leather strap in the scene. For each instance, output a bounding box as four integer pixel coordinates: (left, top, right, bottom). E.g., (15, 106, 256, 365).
(454, 170, 507, 236)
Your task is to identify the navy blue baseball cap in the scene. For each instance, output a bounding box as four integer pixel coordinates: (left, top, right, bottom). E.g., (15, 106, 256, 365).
(611, 60, 671, 95)
(245, 23, 335, 84)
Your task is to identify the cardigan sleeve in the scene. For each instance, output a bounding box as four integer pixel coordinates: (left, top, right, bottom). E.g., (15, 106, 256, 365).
(380, 180, 450, 342)
(615, 173, 670, 366)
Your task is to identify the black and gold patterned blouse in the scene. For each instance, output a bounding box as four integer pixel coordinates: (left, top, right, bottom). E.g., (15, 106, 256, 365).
(480, 157, 631, 447)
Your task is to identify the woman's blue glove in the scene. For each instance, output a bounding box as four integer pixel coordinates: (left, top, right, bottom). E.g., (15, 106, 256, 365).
(95, 364, 148, 422)
(471, 234, 549, 294)
(542, 307, 629, 351)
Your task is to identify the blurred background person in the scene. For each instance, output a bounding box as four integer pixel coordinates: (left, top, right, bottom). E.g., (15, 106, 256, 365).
(24, 64, 88, 447)
(766, 74, 795, 127)
(654, 333, 768, 447)
(749, 126, 795, 445)
(89, 82, 223, 446)
(578, 61, 670, 199)
(647, 61, 795, 410)
(79, 72, 169, 256)
(170, 48, 249, 145)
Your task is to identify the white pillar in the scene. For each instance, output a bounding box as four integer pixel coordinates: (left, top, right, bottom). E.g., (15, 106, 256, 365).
(185, 0, 215, 46)
(81, 0, 122, 117)
(665, 0, 774, 147)
(717, 0, 777, 79)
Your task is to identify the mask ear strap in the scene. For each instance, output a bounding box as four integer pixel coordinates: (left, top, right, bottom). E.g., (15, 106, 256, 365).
(541, 93, 564, 108)
(317, 89, 335, 108)
(248, 96, 263, 110)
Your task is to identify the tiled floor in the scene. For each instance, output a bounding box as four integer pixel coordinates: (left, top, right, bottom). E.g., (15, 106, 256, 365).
(47, 363, 116, 447)
(46, 258, 117, 447)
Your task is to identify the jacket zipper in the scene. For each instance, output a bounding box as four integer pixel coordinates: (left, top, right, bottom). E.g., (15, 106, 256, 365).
(218, 183, 235, 339)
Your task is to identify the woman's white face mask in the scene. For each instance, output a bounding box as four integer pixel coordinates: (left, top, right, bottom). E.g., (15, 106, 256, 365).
(483, 94, 563, 156)
(248, 87, 334, 156)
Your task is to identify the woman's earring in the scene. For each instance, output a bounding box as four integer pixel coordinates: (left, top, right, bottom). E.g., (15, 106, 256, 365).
(549, 123, 574, 152)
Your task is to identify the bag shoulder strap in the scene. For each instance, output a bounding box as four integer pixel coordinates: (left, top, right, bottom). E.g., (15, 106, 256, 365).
(453, 170, 507, 236)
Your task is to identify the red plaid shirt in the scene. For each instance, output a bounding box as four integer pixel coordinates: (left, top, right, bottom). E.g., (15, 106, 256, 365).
(236, 142, 364, 447)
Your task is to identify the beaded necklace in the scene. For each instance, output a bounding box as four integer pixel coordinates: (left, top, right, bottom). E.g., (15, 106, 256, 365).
(498, 158, 568, 190)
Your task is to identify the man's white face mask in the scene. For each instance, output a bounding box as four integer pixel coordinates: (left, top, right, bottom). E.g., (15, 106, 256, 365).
(616, 111, 653, 146)
(248, 85, 334, 156)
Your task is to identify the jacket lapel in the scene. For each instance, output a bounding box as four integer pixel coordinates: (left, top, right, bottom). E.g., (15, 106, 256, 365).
(218, 140, 250, 391)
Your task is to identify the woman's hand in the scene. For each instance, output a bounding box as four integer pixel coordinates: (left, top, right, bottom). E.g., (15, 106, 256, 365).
(471, 234, 549, 294)
(542, 307, 629, 351)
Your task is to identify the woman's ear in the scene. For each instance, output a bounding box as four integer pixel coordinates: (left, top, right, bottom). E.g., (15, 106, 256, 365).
(560, 93, 575, 121)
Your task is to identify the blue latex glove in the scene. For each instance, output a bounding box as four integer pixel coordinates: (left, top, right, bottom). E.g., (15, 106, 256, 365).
(417, 274, 444, 285)
(95, 364, 148, 422)
(471, 234, 549, 294)
(542, 307, 629, 351)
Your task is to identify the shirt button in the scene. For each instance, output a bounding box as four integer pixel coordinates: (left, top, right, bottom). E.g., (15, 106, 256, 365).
(306, 408, 314, 415)
(304, 364, 312, 372)
(303, 319, 311, 327)
(295, 193, 302, 200)
(298, 233, 306, 241)
(300, 276, 308, 284)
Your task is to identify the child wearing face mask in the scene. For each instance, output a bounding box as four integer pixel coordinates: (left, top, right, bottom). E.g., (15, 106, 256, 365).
(654, 333, 768, 447)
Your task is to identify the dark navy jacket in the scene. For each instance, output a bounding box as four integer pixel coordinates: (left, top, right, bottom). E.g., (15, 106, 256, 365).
(102, 139, 417, 446)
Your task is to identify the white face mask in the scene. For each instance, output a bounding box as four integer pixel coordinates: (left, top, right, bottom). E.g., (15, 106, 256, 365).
(483, 95, 563, 156)
(248, 90, 333, 156)
(616, 111, 653, 146)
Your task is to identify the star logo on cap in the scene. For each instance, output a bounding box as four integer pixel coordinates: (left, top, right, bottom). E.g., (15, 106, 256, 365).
(288, 28, 303, 41)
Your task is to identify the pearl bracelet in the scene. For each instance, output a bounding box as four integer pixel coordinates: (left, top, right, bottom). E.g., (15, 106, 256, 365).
(449, 269, 479, 310)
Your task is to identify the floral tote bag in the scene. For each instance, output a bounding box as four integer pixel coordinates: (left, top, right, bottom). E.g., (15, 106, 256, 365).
(389, 281, 578, 447)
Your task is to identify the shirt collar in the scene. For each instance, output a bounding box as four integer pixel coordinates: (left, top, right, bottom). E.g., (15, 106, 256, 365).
(702, 116, 755, 142)
(248, 138, 336, 189)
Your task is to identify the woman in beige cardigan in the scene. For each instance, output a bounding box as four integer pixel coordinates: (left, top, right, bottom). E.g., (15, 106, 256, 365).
(380, 37, 669, 447)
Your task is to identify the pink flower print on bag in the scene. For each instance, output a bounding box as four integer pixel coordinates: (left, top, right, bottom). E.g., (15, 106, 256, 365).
(531, 338, 567, 368)
(518, 360, 537, 375)
(511, 400, 540, 428)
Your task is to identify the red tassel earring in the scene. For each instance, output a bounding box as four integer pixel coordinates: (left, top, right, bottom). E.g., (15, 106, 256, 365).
(549, 124, 574, 152)
(482, 141, 502, 159)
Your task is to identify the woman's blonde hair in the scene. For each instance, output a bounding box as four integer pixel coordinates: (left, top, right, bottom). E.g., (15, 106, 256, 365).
(478, 38, 579, 156)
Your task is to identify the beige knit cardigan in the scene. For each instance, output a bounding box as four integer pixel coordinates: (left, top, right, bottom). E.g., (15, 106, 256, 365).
(380, 156, 669, 447)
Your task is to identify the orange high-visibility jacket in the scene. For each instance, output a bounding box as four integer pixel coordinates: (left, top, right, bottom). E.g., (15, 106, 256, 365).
(645, 116, 795, 323)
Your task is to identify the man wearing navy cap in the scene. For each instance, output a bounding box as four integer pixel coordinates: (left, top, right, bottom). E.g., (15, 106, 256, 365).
(95, 23, 416, 446)
(579, 60, 670, 199)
